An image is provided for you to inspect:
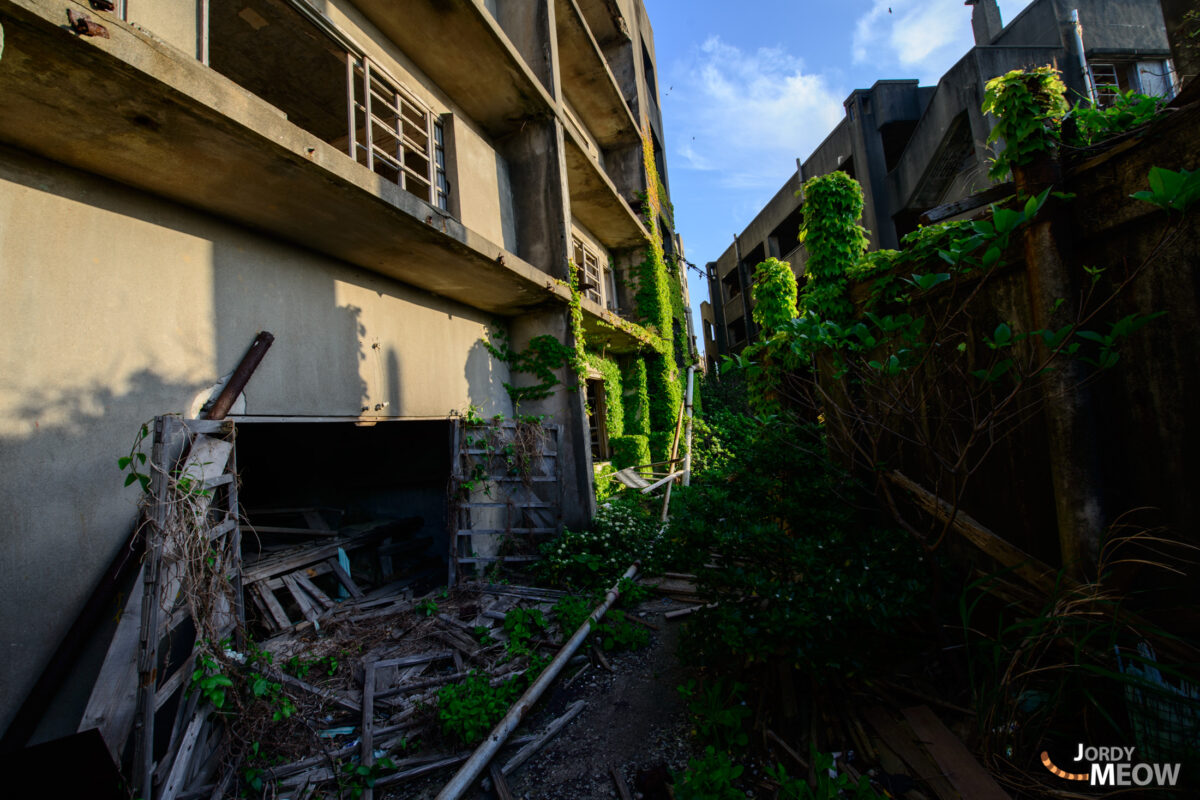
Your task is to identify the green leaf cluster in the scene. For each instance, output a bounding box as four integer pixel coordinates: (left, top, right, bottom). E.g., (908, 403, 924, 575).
(585, 352, 624, 439)
(1065, 87, 1166, 147)
(483, 327, 577, 407)
(609, 434, 650, 473)
(981, 66, 1069, 180)
(1131, 166, 1200, 214)
(798, 171, 869, 320)
(750, 257, 798, 335)
(436, 670, 525, 746)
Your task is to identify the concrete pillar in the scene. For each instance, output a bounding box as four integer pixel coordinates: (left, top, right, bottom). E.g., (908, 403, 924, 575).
(967, 0, 1003, 45)
(495, 0, 558, 99)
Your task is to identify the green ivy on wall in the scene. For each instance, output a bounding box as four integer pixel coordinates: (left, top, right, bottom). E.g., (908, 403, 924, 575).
(585, 351, 625, 441)
(798, 171, 869, 321)
(622, 357, 651, 438)
(482, 326, 578, 408)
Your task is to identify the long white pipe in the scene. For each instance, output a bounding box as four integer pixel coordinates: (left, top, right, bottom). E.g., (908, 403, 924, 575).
(682, 366, 696, 487)
(1069, 10, 1097, 105)
(434, 564, 640, 800)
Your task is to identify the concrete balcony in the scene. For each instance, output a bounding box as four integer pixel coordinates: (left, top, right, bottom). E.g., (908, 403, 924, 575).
(0, 0, 571, 315)
(353, 0, 555, 141)
(563, 130, 649, 250)
(555, 0, 640, 150)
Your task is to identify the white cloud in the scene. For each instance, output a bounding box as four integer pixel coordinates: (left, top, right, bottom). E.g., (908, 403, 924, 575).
(852, 0, 1039, 80)
(665, 36, 845, 191)
(852, 0, 971, 79)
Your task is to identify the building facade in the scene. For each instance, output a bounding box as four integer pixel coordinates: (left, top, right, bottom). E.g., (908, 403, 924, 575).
(0, 0, 685, 741)
(703, 0, 1175, 362)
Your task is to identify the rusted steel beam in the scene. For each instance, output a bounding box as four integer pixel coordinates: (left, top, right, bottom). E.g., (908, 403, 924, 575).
(206, 331, 275, 419)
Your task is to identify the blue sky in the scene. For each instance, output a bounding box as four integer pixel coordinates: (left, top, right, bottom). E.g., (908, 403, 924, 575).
(641, 0, 1037, 336)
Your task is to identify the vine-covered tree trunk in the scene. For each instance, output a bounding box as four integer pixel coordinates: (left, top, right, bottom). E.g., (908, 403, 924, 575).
(1014, 155, 1105, 579)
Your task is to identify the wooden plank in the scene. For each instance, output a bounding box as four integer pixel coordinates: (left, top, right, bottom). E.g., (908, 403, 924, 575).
(918, 182, 1014, 225)
(179, 419, 235, 435)
(611, 766, 634, 800)
(457, 555, 540, 564)
(264, 561, 334, 591)
(888, 471, 1063, 595)
(292, 572, 335, 611)
(375, 650, 452, 669)
(155, 657, 194, 712)
(302, 509, 333, 532)
(160, 709, 209, 800)
(242, 521, 417, 582)
(361, 662, 376, 800)
(491, 763, 515, 800)
(901, 706, 1010, 800)
(250, 525, 340, 536)
(460, 501, 556, 509)
(255, 583, 292, 630)
(78, 564, 144, 762)
(205, 517, 237, 540)
(326, 557, 364, 598)
(283, 574, 320, 623)
(863, 707, 958, 800)
(202, 473, 234, 489)
(456, 528, 556, 535)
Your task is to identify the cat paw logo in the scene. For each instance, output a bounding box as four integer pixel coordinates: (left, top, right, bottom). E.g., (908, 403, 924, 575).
(1041, 746, 1181, 787)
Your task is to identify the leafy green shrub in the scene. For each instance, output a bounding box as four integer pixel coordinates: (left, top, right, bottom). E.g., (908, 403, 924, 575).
(798, 171, 868, 321)
(981, 66, 1069, 180)
(1064, 88, 1166, 146)
(766, 754, 885, 799)
(539, 493, 661, 589)
(502, 607, 546, 656)
(678, 679, 750, 751)
(670, 418, 925, 678)
(437, 671, 523, 746)
(674, 746, 744, 800)
(610, 434, 651, 471)
(594, 608, 650, 651)
(649, 429, 675, 464)
(751, 257, 799, 334)
(594, 461, 620, 503)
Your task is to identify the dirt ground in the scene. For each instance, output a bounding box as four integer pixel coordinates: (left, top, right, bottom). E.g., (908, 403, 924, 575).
(399, 596, 697, 800)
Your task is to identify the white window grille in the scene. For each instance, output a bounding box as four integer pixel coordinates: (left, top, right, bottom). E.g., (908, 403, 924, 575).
(347, 55, 445, 207)
(1089, 63, 1120, 106)
(571, 236, 604, 305)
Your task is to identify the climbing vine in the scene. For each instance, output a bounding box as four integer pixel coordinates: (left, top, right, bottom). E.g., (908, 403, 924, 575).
(482, 326, 578, 407)
(750, 257, 798, 335)
(585, 352, 625, 440)
(982, 66, 1069, 180)
(798, 171, 869, 321)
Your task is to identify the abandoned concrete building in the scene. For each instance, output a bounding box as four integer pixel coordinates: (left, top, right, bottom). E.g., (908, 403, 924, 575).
(0, 0, 694, 756)
(700, 0, 1178, 362)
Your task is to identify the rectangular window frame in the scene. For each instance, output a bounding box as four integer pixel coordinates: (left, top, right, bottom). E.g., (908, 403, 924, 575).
(571, 236, 604, 306)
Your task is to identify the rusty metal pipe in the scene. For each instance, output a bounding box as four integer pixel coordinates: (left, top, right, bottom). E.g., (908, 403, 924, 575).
(434, 564, 640, 800)
(206, 331, 274, 419)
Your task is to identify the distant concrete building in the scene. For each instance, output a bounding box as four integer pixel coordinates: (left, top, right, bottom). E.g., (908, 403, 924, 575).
(0, 0, 686, 743)
(705, 0, 1176, 357)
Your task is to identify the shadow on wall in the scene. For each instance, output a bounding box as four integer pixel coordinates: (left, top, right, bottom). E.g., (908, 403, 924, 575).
(210, 240, 369, 416)
(0, 369, 209, 744)
(464, 337, 510, 417)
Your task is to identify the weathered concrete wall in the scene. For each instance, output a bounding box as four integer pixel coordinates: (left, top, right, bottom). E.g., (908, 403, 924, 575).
(0, 145, 513, 736)
(128, 0, 201, 58)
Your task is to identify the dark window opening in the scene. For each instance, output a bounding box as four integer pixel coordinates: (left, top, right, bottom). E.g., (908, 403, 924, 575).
(769, 206, 805, 266)
(727, 317, 747, 345)
(722, 270, 742, 301)
(879, 120, 919, 173)
(234, 419, 453, 613)
(586, 379, 609, 460)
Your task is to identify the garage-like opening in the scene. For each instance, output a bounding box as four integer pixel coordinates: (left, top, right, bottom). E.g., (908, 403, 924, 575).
(233, 418, 453, 634)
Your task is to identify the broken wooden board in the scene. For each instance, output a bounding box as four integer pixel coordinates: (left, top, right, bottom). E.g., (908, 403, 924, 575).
(78, 564, 145, 762)
(863, 706, 959, 800)
(900, 706, 1011, 800)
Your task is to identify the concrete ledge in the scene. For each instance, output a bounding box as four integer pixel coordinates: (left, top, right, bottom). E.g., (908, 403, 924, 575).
(564, 133, 648, 249)
(0, 0, 566, 315)
(556, 0, 639, 148)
